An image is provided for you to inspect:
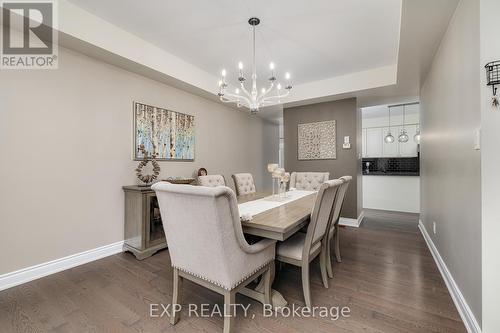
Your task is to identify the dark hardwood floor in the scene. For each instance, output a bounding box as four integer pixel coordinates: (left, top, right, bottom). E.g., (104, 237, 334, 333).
(0, 210, 466, 332)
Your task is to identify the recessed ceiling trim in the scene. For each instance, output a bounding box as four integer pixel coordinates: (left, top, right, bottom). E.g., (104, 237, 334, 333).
(44, 0, 402, 108)
(58, 0, 220, 95)
(284, 64, 398, 106)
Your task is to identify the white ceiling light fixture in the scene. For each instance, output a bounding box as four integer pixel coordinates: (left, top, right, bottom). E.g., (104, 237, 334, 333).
(398, 104, 409, 143)
(217, 17, 292, 114)
(384, 106, 395, 143)
(414, 126, 421, 143)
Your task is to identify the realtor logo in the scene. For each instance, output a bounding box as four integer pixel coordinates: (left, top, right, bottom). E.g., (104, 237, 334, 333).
(1, 0, 58, 69)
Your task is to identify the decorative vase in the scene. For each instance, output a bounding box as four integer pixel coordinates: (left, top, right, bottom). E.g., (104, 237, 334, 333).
(267, 163, 279, 196)
(279, 172, 290, 198)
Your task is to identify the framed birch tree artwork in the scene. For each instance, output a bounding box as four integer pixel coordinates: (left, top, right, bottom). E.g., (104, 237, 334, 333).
(297, 120, 336, 160)
(134, 102, 195, 161)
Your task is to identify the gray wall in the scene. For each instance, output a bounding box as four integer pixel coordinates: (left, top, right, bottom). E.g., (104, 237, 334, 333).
(283, 98, 360, 219)
(420, 0, 481, 324)
(262, 120, 280, 173)
(0, 45, 278, 274)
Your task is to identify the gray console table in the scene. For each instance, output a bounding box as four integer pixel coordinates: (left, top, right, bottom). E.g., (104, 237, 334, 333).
(123, 185, 167, 260)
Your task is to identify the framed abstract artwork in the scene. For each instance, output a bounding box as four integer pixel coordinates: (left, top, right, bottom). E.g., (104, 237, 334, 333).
(297, 120, 336, 160)
(134, 102, 195, 161)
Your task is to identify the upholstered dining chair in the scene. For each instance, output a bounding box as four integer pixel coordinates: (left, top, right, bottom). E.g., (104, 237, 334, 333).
(326, 176, 352, 279)
(151, 182, 276, 333)
(198, 174, 226, 187)
(289, 172, 330, 191)
(276, 179, 343, 308)
(231, 173, 256, 196)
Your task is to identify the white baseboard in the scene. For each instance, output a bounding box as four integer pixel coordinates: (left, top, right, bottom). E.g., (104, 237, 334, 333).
(339, 211, 365, 228)
(418, 220, 481, 333)
(0, 241, 124, 291)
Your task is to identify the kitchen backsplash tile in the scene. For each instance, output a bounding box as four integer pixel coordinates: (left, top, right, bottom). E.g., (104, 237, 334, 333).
(362, 157, 420, 174)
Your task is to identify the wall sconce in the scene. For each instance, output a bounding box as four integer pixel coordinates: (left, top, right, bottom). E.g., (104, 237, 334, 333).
(485, 61, 499, 108)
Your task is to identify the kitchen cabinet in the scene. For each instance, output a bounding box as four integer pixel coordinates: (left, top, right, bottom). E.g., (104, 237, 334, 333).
(363, 175, 420, 213)
(362, 124, 419, 158)
(362, 128, 367, 157)
(365, 128, 383, 157)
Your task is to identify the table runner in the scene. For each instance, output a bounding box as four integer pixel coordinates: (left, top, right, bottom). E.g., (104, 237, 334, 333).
(238, 190, 315, 219)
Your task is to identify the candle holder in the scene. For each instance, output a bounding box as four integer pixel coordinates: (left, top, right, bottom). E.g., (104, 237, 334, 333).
(267, 163, 279, 196)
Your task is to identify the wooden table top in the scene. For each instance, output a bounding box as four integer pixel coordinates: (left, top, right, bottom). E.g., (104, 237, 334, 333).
(237, 191, 316, 241)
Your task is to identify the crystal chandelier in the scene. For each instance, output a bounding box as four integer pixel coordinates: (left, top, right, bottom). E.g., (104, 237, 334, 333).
(217, 17, 292, 114)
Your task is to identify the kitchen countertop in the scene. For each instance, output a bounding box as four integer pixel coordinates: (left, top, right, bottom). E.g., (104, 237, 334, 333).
(362, 171, 420, 176)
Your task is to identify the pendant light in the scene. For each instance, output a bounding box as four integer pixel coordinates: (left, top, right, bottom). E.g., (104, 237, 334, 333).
(414, 125, 421, 143)
(398, 104, 409, 143)
(384, 106, 395, 143)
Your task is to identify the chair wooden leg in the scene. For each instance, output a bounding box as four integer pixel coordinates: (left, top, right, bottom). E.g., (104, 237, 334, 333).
(326, 235, 334, 279)
(278, 261, 283, 271)
(319, 247, 329, 288)
(170, 268, 182, 325)
(301, 262, 312, 309)
(335, 226, 342, 263)
(263, 266, 272, 306)
(223, 290, 235, 333)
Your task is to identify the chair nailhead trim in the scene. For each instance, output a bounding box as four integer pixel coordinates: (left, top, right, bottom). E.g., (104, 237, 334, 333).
(173, 259, 273, 290)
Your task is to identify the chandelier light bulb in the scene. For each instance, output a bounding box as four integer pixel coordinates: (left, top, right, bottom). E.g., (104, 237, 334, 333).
(218, 80, 223, 87)
(221, 69, 226, 77)
(238, 62, 243, 70)
(261, 87, 266, 94)
(235, 88, 240, 94)
(269, 62, 275, 70)
(285, 72, 291, 80)
(277, 83, 282, 90)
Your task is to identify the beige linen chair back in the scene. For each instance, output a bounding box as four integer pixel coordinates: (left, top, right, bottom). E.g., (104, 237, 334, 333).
(331, 176, 352, 225)
(274, 179, 342, 308)
(305, 179, 343, 253)
(290, 172, 330, 191)
(231, 173, 256, 196)
(198, 174, 226, 187)
(152, 182, 274, 290)
(325, 176, 352, 278)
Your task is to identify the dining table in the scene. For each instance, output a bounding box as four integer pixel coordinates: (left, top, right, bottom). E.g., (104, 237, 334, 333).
(236, 190, 317, 308)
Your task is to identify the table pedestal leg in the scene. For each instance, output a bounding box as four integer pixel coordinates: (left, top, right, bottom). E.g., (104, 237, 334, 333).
(239, 262, 287, 309)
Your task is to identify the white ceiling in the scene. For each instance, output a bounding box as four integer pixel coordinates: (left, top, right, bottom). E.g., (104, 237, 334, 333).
(362, 103, 419, 119)
(51, 0, 458, 123)
(66, 0, 401, 87)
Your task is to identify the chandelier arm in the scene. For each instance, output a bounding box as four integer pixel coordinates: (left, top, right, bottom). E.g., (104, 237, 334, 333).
(238, 92, 253, 107)
(221, 92, 251, 107)
(220, 97, 251, 109)
(257, 82, 275, 103)
(260, 90, 290, 103)
(239, 81, 253, 100)
(220, 96, 236, 103)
